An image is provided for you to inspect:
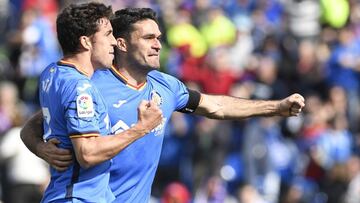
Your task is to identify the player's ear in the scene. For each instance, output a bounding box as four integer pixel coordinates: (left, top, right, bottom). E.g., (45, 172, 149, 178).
(79, 36, 91, 50)
(116, 38, 127, 52)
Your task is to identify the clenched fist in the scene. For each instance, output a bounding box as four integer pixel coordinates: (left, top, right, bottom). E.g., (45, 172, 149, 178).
(136, 100, 163, 134)
(278, 93, 305, 117)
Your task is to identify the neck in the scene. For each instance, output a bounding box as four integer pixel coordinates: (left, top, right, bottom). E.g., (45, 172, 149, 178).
(62, 53, 95, 77)
(114, 58, 149, 86)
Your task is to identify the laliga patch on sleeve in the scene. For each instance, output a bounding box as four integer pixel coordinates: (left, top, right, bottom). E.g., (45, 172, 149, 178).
(76, 93, 95, 118)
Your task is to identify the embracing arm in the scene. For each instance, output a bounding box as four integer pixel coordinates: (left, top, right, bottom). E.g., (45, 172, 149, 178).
(194, 93, 305, 120)
(20, 111, 44, 155)
(71, 100, 163, 169)
(20, 111, 73, 171)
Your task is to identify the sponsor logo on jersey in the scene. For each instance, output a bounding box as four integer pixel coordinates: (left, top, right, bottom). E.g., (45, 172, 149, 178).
(113, 100, 127, 108)
(112, 117, 167, 137)
(76, 93, 94, 117)
(151, 117, 167, 136)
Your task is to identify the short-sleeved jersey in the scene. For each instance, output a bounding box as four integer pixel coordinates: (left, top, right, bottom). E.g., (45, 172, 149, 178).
(92, 67, 190, 202)
(39, 61, 114, 203)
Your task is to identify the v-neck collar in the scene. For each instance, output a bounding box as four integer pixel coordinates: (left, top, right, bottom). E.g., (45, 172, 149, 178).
(110, 66, 147, 91)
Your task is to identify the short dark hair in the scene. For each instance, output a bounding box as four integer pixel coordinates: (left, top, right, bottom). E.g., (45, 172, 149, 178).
(111, 8, 158, 39)
(56, 2, 113, 55)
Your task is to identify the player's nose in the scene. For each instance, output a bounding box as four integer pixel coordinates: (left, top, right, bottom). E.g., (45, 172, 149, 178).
(110, 35, 116, 47)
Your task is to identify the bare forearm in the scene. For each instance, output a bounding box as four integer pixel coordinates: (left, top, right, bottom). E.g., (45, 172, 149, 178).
(220, 96, 280, 119)
(20, 111, 73, 171)
(195, 94, 280, 120)
(20, 111, 45, 157)
(74, 100, 163, 168)
(73, 124, 150, 168)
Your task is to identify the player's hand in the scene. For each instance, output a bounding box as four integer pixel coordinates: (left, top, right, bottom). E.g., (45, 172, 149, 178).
(37, 138, 73, 171)
(136, 100, 163, 134)
(278, 93, 305, 117)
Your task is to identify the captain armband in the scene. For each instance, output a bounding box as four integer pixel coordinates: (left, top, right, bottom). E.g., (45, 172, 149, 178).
(177, 89, 201, 114)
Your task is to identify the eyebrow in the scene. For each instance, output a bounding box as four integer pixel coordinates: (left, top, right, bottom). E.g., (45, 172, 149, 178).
(106, 29, 113, 36)
(143, 33, 162, 38)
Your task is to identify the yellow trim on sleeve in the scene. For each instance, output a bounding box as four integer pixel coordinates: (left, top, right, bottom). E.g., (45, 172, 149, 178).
(70, 133, 100, 139)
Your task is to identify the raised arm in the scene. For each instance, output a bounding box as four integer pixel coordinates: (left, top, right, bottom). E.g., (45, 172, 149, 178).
(71, 100, 163, 169)
(194, 93, 305, 120)
(20, 111, 73, 171)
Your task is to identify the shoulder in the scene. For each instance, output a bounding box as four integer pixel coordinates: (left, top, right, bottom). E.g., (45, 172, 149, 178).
(40, 62, 57, 78)
(56, 68, 93, 93)
(93, 68, 113, 79)
(148, 70, 183, 86)
(40, 62, 90, 88)
(92, 68, 116, 91)
(42, 62, 85, 80)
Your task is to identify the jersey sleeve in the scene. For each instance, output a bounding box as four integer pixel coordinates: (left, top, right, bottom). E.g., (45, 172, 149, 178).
(159, 73, 201, 113)
(177, 88, 201, 113)
(62, 79, 101, 138)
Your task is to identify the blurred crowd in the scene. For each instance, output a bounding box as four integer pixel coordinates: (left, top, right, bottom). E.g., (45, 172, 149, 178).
(0, 0, 360, 203)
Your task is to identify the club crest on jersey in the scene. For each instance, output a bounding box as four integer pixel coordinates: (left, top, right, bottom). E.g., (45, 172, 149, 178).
(150, 90, 162, 106)
(76, 93, 94, 117)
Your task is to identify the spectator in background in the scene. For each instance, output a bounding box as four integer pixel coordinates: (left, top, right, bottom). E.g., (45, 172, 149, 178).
(161, 182, 191, 203)
(321, 0, 350, 29)
(167, 6, 207, 58)
(295, 40, 326, 92)
(343, 155, 360, 203)
(223, 0, 256, 20)
(200, 7, 237, 48)
(0, 0, 9, 44)
(325, 25, 360, 132)
(310, 111, 352, 171)
(0, 127, 49, 203)
(18, 7, 60, 111)
(201, 47, 239, 95)
(194, 176, 237, 203)
(0, 81, 24, 135)
(285, 0, 321, 42)
(0, 81, 26, 202)
(228, 15, 254, 75)
(237, 184, 268, 203)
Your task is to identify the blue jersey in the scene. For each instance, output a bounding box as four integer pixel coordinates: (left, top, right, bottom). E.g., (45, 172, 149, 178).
(92, 67, 190, 202)
(39, 61, 114, 203)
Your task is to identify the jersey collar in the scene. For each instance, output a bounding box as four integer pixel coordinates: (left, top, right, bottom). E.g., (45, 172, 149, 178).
(57, 60, 90, 77)
(110, 65, 147, 91)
